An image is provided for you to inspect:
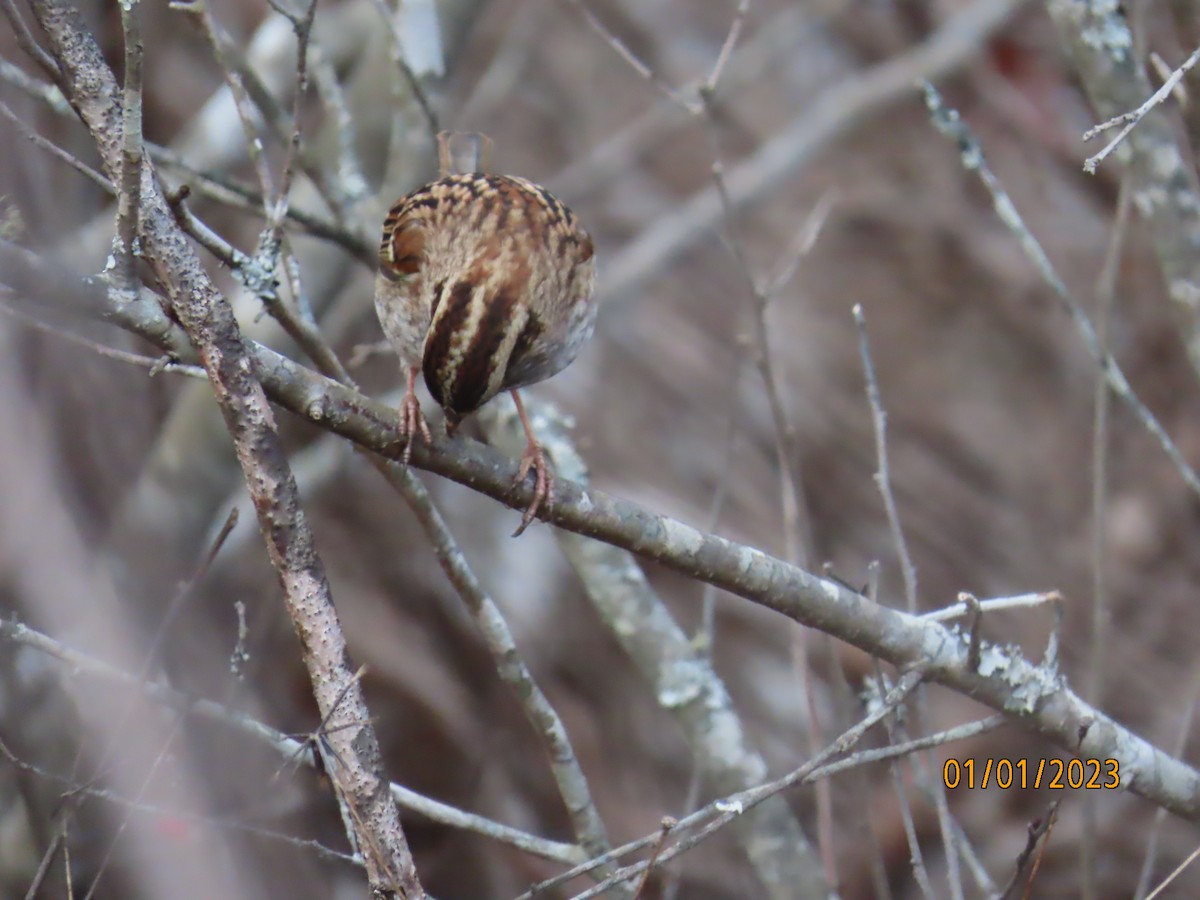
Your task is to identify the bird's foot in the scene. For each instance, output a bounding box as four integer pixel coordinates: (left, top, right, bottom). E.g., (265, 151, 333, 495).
(512, 439, 553, 536)
(399, 378, 433, 465)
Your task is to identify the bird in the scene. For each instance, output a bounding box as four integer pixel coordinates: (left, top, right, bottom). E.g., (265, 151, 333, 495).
(374, 169, 597, 535)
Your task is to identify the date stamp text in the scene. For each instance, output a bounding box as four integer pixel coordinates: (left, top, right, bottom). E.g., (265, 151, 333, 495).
(942, 758, 1119, 790)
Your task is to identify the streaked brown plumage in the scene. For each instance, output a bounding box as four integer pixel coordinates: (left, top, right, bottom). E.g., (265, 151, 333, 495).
(374, 172, 597, 534)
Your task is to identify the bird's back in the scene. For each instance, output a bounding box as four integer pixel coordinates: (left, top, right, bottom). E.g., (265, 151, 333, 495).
(378, 174, 596, 419)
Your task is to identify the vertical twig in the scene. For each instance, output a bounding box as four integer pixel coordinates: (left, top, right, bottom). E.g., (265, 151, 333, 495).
(264, 0, 319, 237)
(1081, 174, 1130, 898)
(183, 0, 276, 200)
(857, 304, 972, 898)
(853, 305, 918, 609)
(113, 0, 143, 295)
(369, 0, 440, 144)
(632, 817, 677, 899)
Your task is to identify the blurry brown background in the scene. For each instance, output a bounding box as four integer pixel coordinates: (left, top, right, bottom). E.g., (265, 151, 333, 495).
(4, 0, 1200, 896)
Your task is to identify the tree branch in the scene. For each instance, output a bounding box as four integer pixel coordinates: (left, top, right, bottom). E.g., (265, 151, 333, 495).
(15, 227, 1200, 825)
(23, 1, 423, 894)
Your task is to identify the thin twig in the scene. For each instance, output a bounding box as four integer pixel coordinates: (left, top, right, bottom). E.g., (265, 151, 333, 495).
(632, 817, 676, 899)
(999, 804, 1060, 899)
(183, 0, 275, 199)
(0, 298, 204, 379)
(21, 802, 71, 900)
(1083, 43, 1200, 173)
(0, 0, 61, 82)
(0, 99, 113, 193)
(866, 593, 934, 900)
(0, 620, 582, 867)
(149, 142, 373, 264)
(923, 81, 1200, 500)
(81, 714, 187, 900)
(306, 36, 368, 211)
(1081, 170, 1130, 897)
(372, 459, 617, 868)
(705, 135, 812, 567)
(556, 669, 928, 900)
(560, 0, 700, 112)
(0, 53, 70, 113)
(858, 300, 967, 895)
(167, 187, 245, 268)
(0, 735, 359, 868)
(264, 0, 318, 236)
(702, 0, 749, 94)
(367, 0, 440, 139)
(853, 304, 918, 611)
(1145, 840, 1200, 899)
(920, 591, 1060, 622)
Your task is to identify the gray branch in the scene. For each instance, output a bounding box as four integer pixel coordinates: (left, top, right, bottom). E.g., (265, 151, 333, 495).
(481, 399, 831, 899)
(1047, 0, 1200, 379)
(24, 1, 423, 895)
(12, 231, 1200, 826)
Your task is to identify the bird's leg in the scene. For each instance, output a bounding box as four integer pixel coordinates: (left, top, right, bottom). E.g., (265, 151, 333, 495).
(510, 390, 552, 536)
(399, 365, 433, 464)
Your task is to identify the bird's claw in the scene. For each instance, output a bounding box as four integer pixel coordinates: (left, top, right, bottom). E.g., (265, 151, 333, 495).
(399, 389, 433, 464)
(512, 441, 553, 537)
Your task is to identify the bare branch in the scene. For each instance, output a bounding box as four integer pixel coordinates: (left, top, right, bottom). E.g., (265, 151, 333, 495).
(24, 1, 423, 893)
(923, 82, 1200, 500)
(0, 99, 112, 193)
(19, 239, 1200, 825)
(1046, 0, 1200, 379)
(601, 0, 1028, 305)
(0, 0, 60, 83)
(1082, 43, 1200, 173)
(853, 304, 918, 612)
(0, 618, 584, 868)
(114, 0, 144, 291)
(371, 459, 617, 868)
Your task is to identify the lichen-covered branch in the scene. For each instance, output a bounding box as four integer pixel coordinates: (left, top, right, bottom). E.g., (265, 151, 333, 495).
(13, 231, 1200, 825)
(1047, 0, 1200, 378)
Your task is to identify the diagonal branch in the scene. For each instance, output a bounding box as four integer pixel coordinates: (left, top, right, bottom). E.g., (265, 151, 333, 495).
(22, 1, 423, 895)
(0, 617, 584, 868)
(13, 231, 1200, 827)
(481, 398, 829, 899)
